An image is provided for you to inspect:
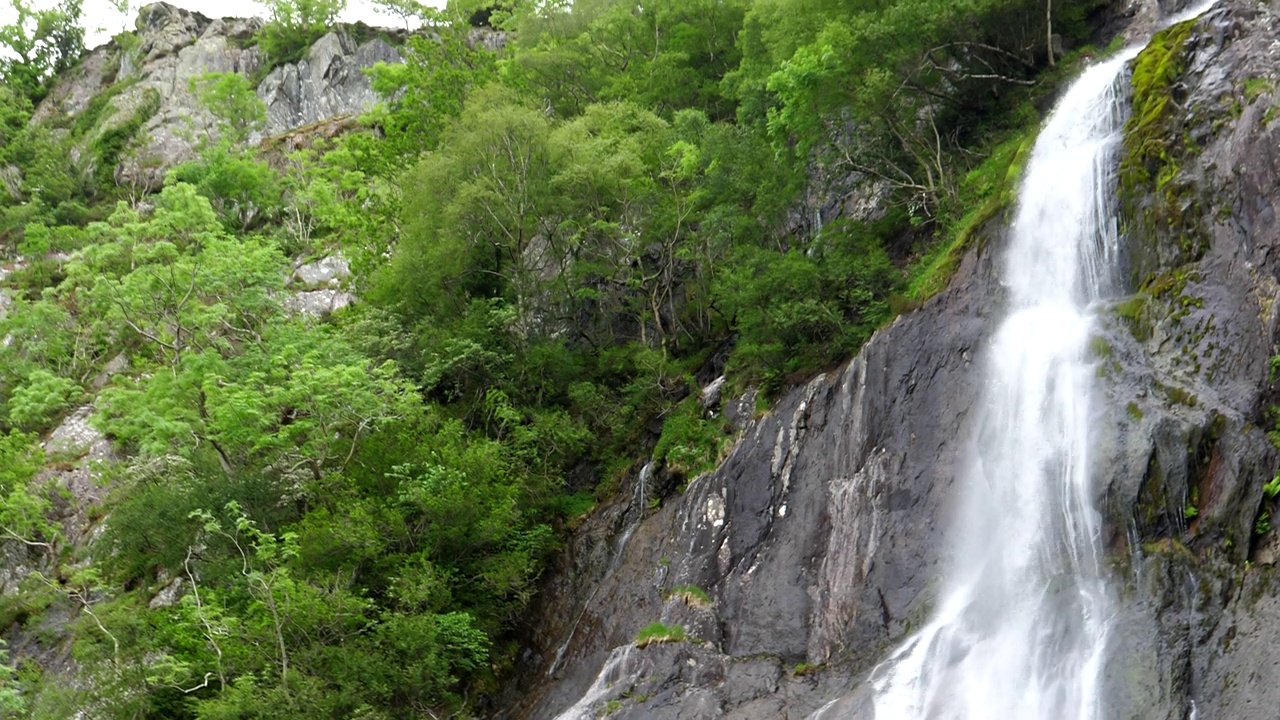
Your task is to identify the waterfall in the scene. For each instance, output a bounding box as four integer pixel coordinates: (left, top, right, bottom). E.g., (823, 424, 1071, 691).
(868, 52, 1129, 720)
(547, 461, 655, 678)
(854, 6, 1215, 718)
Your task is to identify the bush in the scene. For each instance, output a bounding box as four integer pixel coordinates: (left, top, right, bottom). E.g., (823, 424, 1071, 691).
(653, 397, 727, 478)
(6, 370, 82, 433)
(256, 0, 347, 67)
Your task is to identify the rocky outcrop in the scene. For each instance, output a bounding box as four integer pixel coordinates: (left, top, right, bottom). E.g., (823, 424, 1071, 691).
(256, 31, 401, 140)
(285, 254, 354, 317)
(33, 2, 404, 191)
(505, 2, 1280, 718)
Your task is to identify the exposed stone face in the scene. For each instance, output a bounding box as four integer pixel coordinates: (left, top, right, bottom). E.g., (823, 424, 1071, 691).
(292, 254, 352, 287)
(1096, 3, 1280, 719)
(45, 406, 109, 459)
(29, 44, 119, 125)
(502, 220, 1003, 718)
(503, 2, 1280, 718)
(71, 4, 265, 191)
(256, 32, 402, 140)
(34, 2, 402, 191)
(136, 1, 210, 63)
(283, 288, 355, 317)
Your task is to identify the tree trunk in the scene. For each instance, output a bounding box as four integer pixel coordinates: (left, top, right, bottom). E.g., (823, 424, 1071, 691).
(1046, 0, 1055, 68)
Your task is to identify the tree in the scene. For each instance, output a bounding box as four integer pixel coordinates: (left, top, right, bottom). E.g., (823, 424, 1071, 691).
(56, 185, 283, 370)
(505, 0, 747, 120)
(391, 86, 557, 331)
(0, 431, 59, 550)
(365, 21, 498, 168)
(0, 0, 85, 103)
(255, 0, 347, 65)
(189, 72, 267, 144)
(373, 0, 429, 29)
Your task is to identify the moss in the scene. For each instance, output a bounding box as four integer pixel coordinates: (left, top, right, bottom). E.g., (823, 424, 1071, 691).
(1136, 451, 1168, 533)
(1127, 401, 1144, 421)
(1122, 19, 1195, 191)
(1120, 19, 1210, 287)
(1142, 537, 1194, 558)
(1158, 381, 1198, 407)
(1088, 336, 1114, 359)
(1113, 295, 1152, 341)
(904, 131, 1034, 302)
(666, 584, 713, 607)
(634, 622, 686, 648)
(792, 662, 824, 677)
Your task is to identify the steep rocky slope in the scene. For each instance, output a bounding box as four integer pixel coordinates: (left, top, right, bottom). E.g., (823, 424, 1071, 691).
(502, 226, 1002, 718)
(502, 2, 1280, 717)
(30, 2, 402, 191)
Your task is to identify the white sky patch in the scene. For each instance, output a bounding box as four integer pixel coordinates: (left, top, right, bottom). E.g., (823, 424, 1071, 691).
(2, 0, 444, 52)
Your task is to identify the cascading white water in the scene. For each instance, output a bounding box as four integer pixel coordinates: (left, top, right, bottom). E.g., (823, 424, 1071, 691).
(863, 5, 1214, 714)
(867, 48, 1137, 720)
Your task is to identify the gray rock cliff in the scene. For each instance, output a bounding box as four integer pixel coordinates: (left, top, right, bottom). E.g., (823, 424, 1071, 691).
(32, 2, 403, 191)
(501, 221, 1004, 718)
(501, 2, 1280, 718)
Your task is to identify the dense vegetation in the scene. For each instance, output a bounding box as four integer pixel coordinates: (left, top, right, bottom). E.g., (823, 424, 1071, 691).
(0, 0, 1112, 716)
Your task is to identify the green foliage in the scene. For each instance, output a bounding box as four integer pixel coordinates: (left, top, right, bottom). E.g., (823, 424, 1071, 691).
(743, 0, 1092, 217)
(0, 640, 25, 715)
(666, 584, 711, 606)
(6, 369, 82, 432)
(505, 0, 748, 120)
(653, 397, 726, 477)
(190, 72, 267, 143)
(88, 87, 161, 194)
(364, 22, 497, 169)
(170, 144, 281, 231)
(1256, 509, 1272, 536)
(905, 129, 1034, 303)
(791, 661, 822, 676)
(1265, 472, 1280, 501)
(0, 0, 1123, 714)
(719, 222, 895, 385)
(0, 0, 85, 103)
(1243, 76, 1271, 103)
(255, 0, 347, 66)
(634, 621, 685, 647)
(0, 431, 59, 546)
(0, 84, 32, 149)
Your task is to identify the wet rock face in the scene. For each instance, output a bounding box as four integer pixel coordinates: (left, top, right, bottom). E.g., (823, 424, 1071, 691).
(507, 3, 1280, 718)
(1096, 2, 1280, 718)
(503, 228, 1003, 718)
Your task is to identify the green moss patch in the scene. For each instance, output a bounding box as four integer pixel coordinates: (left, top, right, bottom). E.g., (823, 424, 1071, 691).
(634, 621, 686, 648)
(1120, 19, 1211, 287)
(904, 132, 1034, 303)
